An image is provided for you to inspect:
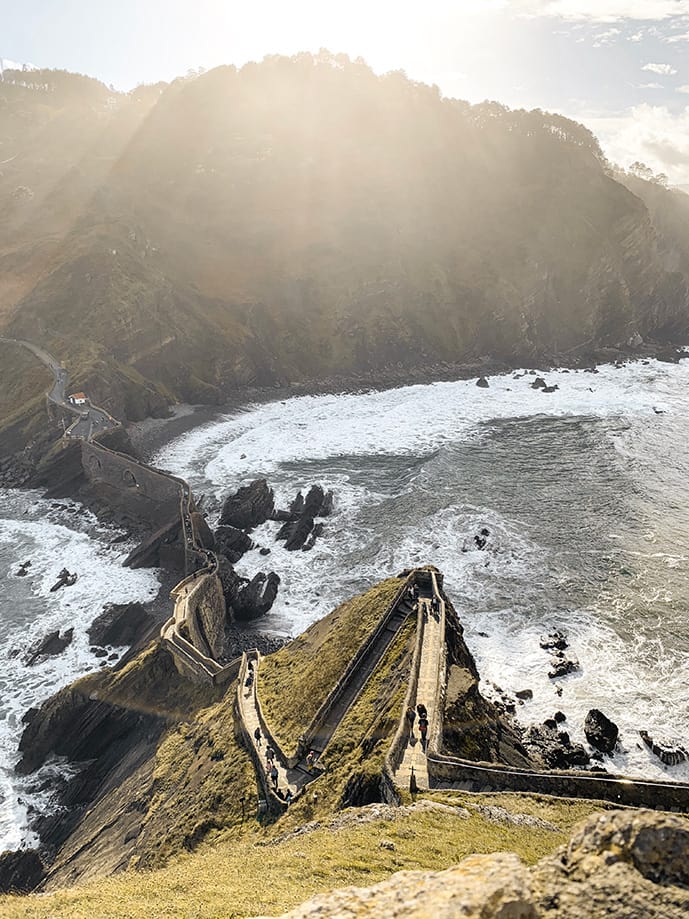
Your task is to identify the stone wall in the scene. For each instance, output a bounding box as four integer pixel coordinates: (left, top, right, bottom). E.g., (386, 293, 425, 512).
(189, 574, 226, 661)
(81, 442, 181, 529)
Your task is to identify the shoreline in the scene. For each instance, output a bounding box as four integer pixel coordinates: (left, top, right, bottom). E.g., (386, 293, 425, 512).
(127, 341, 689, 464)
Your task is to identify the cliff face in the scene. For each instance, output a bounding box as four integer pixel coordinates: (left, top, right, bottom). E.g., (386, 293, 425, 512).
(1, 56, 689, 441)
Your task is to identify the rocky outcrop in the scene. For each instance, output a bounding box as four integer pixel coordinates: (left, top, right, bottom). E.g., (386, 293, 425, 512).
(219, 479, 275, 530)
(275, 484, 333, 551)
(216, 556, 280, 621)
(214, 525, 254, 563)
(525, 721, 590, 769)
(0, 849, 45, 894)
(232, 572, 281, 621)
(584, 709, 619, 754)
(640, 731, 688, 767)
(265, 811, 689, 918)
(88, 602, 153, 648)
(24, 628, 74, 666)
(190, 511, 215, 549)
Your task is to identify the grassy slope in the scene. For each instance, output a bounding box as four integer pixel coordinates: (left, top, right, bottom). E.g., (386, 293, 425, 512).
(1, 792, 603, 919)
(258, 576, 405, 755)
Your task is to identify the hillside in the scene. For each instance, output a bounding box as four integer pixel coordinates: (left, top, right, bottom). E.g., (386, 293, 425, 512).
(1, 54, 689, 447)
(1, 576, 608, 917)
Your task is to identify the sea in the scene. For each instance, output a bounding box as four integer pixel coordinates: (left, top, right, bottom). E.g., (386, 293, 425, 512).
(2, 358, 689, 849)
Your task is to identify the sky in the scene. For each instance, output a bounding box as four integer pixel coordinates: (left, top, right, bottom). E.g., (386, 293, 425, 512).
(2, 0, 689, 187)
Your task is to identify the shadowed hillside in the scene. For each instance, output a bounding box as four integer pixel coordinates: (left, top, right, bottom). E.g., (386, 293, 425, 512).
(2, 53, 689, 443)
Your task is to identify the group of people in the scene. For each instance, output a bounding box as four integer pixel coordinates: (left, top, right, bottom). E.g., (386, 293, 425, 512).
(407, 583, 442, 621)
(253, 726, 293, 805)
(406, 702, 429, 751)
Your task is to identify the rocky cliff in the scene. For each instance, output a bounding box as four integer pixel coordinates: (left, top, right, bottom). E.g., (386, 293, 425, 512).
(2, 56, 689, 446)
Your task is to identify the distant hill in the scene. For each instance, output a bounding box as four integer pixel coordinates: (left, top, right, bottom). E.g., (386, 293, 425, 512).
(1, 53, 688, 444)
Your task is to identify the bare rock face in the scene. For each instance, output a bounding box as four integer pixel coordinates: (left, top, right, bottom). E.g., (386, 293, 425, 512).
(260, 811, 689, 919)
(88, 602, 152, 647)
(24, 628, 74, 666)
(214, 524, 254, 563)
(532, 810, 689, 918)
(264, 852, 536, 918)
(219, 479, 274, 530)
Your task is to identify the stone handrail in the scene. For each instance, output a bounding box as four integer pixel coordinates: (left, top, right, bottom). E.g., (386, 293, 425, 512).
(384, 601, 426, 777)
(292, 571, 416, 765)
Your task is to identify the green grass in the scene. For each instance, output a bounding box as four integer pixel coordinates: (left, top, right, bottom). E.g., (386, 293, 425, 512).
(258, 577, 405, 755)
(0, 790, 605, 919)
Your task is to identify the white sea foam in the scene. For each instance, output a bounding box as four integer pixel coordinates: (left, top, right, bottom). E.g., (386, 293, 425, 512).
(0, 491, 160, 850)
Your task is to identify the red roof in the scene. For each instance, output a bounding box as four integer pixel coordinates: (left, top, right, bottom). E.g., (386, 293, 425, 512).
(70, 392, 86, 400)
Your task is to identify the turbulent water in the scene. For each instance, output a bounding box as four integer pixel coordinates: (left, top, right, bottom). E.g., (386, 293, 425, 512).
(155, 360, 689, 784)
(0, 495, 159, 849)
(2, 359, 689, 850)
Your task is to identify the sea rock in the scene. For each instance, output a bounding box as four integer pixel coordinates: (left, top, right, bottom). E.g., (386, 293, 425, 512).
(515, 689, 533, 701)
(219, 479, 274, 530)
(525, 721, 590, 769)
(540, 631, 568, 651)
(542, 384, 559, 393)
(214, 525, 254, 563)
(24, 628, 74, 666)
(476, 376, 489, 388)
(232, 572, 281, 621)
(531, 377, 547, 389)
(49, 568, 77, 592)
(0, 849, 45, 894)
(88, 602, 153, 648)
(640, 730, 688, 766)
(584, 708, 619, 754)
(548, 656, 579, 679)
(554, 711, 566, 724)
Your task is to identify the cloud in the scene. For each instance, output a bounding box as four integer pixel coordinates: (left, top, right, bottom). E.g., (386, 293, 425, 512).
(642, 62, 678, 74)
(512, 1, 689, 23)
(638, 82, 663, 89)
(678, 84, 689, 93)
(666, 30, 689, 41)
(584, 103, 689, 185)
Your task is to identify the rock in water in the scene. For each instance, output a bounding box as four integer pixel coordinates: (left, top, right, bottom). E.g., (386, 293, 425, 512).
(219, 479, 274, 530)
(476, 376, 489, 388)
(88, 602, 153, 647)
(233, 572, 280, 620)
(548, 656, 579, 679)
(531, 377, 547, 389)
(584, 708, 619, 754)
(214, 525, 254, 563)
(640, 730, 688, 766)
(24, 628, 75, 666)
(539, 630, 568, 651)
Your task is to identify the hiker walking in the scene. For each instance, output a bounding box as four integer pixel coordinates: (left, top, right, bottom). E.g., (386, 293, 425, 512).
(285, 789, 293, 806)
(266, 745, 275, 763)
(306, 750, 316, 771)
(270, 764, 279, 789)
(254, 727, 262, 746)
(406, 706, 416, 739)
(419, 716, 429, 751)
(416, 702, 427, 720)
